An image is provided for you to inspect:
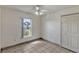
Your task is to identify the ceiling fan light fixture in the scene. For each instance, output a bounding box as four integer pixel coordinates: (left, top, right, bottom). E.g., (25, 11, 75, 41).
(35, 6, 40, 10)
(35, 11, 44, 16)
(35, 11, 39, 15)
(39, 12, 44, 15)
(34, 5, 47, 16)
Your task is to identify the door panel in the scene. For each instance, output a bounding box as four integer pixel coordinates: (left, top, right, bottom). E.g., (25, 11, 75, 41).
(62, 13, 79, 52)
(0, 8, 1, 52)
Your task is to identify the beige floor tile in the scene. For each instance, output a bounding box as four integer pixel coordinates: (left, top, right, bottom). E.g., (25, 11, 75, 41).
(1, 39, 73, 53)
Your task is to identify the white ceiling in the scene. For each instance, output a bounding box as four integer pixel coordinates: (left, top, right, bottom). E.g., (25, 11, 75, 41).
(1, 5, 78, 14)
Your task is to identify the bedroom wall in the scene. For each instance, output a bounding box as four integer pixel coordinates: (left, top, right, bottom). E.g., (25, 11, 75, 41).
(1, 7, 41, 48)
(41, 6, 79, 45)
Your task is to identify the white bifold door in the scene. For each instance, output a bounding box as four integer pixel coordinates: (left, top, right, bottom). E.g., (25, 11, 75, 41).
(61, 13, 79, 52)
(0, 8, 1, 52)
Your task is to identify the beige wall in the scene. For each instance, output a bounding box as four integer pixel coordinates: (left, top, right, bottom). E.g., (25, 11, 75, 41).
(41, 14, 60, 44)
(1, 7, 41, 48)
(41, 6, 79, 52)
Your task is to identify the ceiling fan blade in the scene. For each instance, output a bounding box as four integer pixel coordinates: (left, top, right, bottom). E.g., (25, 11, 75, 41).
(40, 10, 48, 12)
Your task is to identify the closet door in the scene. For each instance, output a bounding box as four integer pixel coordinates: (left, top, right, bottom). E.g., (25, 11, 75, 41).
(0, 8, 1, 52)
(62, 13, 79, 52)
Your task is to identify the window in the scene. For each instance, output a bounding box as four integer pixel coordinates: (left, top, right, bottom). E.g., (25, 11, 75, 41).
(22, 17, 32, 38)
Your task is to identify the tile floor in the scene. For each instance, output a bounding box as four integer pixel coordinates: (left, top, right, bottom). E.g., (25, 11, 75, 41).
(1, 39, 73, 53)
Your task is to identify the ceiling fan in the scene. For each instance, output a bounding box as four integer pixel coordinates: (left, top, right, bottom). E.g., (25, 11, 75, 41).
(33, 5, 48, 15)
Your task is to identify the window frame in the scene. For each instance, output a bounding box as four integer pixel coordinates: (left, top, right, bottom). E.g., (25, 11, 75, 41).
(21, 17, 32, 38)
